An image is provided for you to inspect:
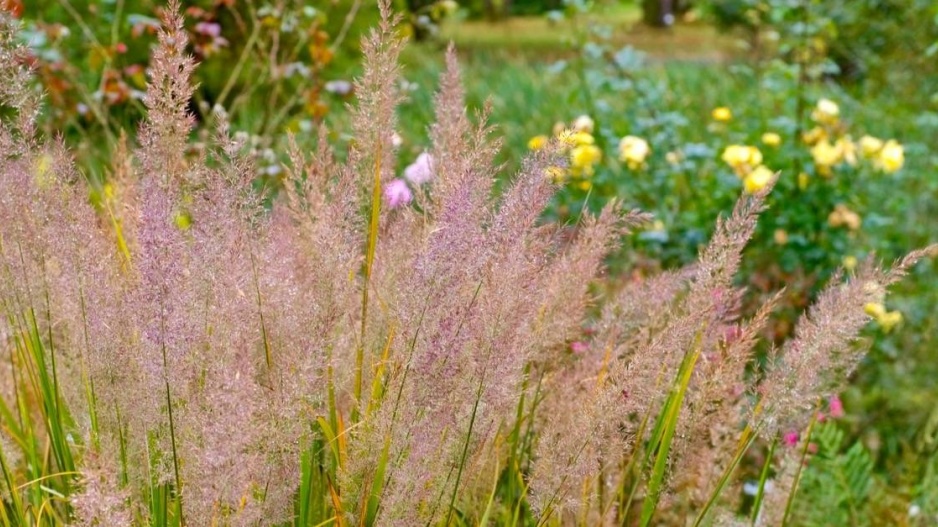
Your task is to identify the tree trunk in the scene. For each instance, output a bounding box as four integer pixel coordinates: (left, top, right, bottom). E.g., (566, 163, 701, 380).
(642, 0, 675, 28)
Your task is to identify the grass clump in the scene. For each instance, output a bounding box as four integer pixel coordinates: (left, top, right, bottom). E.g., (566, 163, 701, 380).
(0, 2, 934, 525)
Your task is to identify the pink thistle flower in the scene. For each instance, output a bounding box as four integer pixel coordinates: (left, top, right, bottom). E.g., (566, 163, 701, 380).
(383, 178, 412, 208)
(403, 152, 434, 185)
(829, 395, 844, 418)
(570, 341, 588, 354)
(782, 431, 800, 447)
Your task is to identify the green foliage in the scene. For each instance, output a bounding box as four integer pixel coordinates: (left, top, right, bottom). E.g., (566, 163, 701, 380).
(703, 0, 938, 88)
(18, 0, 346, 179)
(793, 421, 875, 526)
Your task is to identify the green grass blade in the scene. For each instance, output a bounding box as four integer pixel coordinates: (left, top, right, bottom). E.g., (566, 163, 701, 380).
(750, 438, 777, 525)
(363, 437, 390, 526)
(638, 331, 703, 527)
(781, 406, 821, 527)
(355, 144, 383, 423)
(446, 369, 487, 526)
(692, 423, 759, 527)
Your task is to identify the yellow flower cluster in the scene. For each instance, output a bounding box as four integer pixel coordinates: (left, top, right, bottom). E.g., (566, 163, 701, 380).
(828, 204, 861, 230)
(808, 137, 857, 176)
(854, 134, 903, 172)
(528, 115, 651, 189)
(864, 302, 903, 333)
(559, 129, 602, 181)
(721, 144, 774, 193)
(803, 99, 904, 176)
(528, 116, 604, 188)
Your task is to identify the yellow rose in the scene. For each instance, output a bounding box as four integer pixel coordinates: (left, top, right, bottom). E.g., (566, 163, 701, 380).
(743, 165, 774, 194)
(835, 136, 857, 166)
(618, 135, 651, 170)
(802, 126, 827, 146)
(858, 135, 883, 157)
(527, 135, 549, 151)
(558, 130, 595, 148)
(864, 301, 903, 332)
(864, 302, 887, 318)
(875, 140, 904, 173)
(572, 115, 595, 133)
(761, 132, 781, 147)
(879, 310, 903, 333)
(811, 98, 840, 124)
(722, 145, 762, 176)
(811, 139, 843, 173)
(711, 106, 732, 122)
(570, 144, 602, 176)
(545, 165, 567, 183)
(828, 204, 861, 230)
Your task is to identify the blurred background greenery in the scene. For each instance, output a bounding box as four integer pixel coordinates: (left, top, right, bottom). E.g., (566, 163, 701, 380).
(8, 0, 938, 522)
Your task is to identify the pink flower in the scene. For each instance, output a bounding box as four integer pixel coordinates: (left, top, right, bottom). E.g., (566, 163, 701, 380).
(829, 395, 844, 418)
(404, 152, 434, 185)
(782, 431, 800, 447)
(383, 179, 412, 208)
(723, 325, 742, 344)
(194, 21, 222, 38)
(570, 341, 588, 354)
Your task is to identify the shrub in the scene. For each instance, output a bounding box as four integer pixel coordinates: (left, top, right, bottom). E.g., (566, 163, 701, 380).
(0, 1, 934, 525)
(16, 0, 353, 178)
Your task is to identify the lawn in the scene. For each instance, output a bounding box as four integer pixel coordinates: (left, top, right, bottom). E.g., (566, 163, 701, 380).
(437, 5, 737, 61)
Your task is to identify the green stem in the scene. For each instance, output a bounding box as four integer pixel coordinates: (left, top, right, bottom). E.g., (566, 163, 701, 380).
(781, 405, 821, 527)
(445, 367, 487, 526)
